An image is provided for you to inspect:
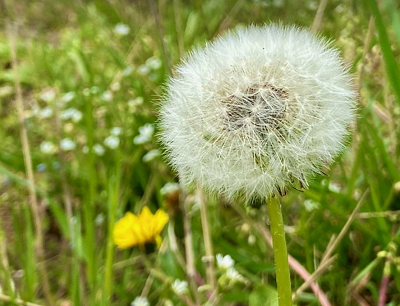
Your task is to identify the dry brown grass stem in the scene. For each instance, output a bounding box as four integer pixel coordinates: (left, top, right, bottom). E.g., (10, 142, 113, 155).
(197, 186, 217, 295)
(7, 22, 55, 306)
(311, 0, 329, 33)
(181, 182, 201, 305)
(0, 293, 43, 306)
(294, 189, 369, 299)
(149, 0, 172, 75)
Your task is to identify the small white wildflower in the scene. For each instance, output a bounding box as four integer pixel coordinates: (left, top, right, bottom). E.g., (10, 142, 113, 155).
(114, 23, 130, 36)
(70, 216, 78, 225)
(329, 182, 341, 193)
(61, 91, 76, 103)
(226, 267, 247, 283)
(134, 124, 154, 145)
(128, 97, 144, 106)
(304, 199, 320, 212)
(146, 57, 162, 70)
(90, 86, 100, 94)
(95, 213, 105, 225)
(248, 235, 256, 245)
(123, 66, 134, 76)
(163, 300, 173, 306)
(171, 279, 188, 295)
(110, 127, 122, 136)
(138, 65, 150, 75)
(82, 146, 89, 154)
(131, 297, 149, 306)
(102, 90, 113, 102)
(40, 88, 56, 102)
(39, 107, 53, 118)
(111, 82, 121, 91)
(128, 97, 144, 112)
(104, 135, 120, 149)
(160, 24, 356, 200)
(40, 141, 56, 154)
(143, 149, 160, 162)
(93, 144, 105, 156)
(61, 108, 83, 122)
(60, 138, 76, 151)
(216, 254, 235, 270)
(160, 182, 180, 196)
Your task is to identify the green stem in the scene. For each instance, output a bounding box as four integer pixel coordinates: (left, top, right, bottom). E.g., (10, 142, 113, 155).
(267, 197, 292, 306)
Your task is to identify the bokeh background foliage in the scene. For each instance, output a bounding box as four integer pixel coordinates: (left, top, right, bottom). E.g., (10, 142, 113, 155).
(0, 0, 400, 305)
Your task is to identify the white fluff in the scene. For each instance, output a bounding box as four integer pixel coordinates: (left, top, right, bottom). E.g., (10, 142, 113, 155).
(160, 24, 356, 200)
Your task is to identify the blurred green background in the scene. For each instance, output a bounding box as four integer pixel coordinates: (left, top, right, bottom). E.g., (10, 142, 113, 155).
(1, 0, 400, 305)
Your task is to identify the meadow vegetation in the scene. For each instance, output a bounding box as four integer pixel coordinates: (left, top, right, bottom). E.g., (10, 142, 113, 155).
(0, 0, 400, 305)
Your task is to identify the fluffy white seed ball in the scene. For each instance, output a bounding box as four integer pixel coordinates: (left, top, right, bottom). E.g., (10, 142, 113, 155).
(160, 24, 356, 200)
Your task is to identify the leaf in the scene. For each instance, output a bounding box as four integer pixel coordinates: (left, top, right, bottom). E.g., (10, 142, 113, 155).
(249, 285, 279, 306)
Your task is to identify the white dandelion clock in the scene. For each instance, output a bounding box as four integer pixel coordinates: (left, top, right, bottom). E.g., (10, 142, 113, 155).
(160, 24, 356, 201)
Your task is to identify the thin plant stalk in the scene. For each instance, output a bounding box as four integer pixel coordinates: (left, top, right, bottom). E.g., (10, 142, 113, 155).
(267, 196, 292, 306)
(7, 22, 55, 306)
(181, 182, 201, 305)
(198, 187, 217, 294)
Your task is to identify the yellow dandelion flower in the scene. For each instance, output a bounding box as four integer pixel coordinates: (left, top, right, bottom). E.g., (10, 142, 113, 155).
(113, 206, 169, 249)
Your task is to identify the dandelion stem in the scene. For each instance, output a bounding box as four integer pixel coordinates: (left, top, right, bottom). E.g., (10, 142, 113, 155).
(267, 197, 292, 306)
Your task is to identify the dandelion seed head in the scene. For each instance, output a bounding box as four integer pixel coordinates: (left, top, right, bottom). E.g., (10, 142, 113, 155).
(160, 24, 356, 200)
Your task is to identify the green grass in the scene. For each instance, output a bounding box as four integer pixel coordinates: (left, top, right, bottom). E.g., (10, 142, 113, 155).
(0, 0, 400, 305)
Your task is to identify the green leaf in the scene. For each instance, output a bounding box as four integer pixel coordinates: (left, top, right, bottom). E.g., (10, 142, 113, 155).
(249, 285, 279, 306)
(365, 0, 400, 106)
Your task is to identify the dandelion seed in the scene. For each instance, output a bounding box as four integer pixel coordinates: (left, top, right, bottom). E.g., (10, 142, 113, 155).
(216, 254, 235, 270)
(131, 297, 149, 306)
(113, 206, 169, 249)
(114, 23, 130, 36)
(104, 135, 120, 149)
(134, 124, 154, 144)
(40, 141, 56, 154)
(60, 138, 76, 151)
(171, 279, 188, 295)
(160, 24, 356, 200)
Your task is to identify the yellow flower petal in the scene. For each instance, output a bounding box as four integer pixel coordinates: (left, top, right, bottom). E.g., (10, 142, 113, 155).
(113, 206, 169, 249)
